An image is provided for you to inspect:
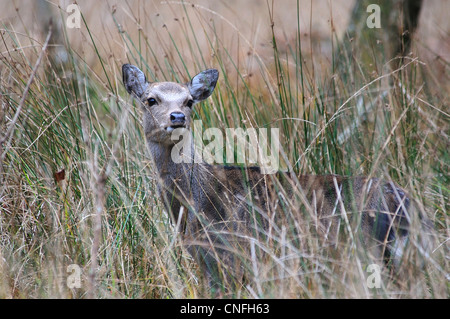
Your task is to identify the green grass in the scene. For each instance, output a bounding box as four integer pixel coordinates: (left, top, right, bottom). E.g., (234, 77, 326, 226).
(0, 2, 448, 298)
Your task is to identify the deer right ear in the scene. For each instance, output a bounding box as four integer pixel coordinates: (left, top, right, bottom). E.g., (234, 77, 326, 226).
(187, 69, 219, 104)
(122, 64, 149, 99)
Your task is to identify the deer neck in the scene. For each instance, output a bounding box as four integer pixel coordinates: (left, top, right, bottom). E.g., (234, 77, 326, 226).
(147, 131, 206, 225)
(146, 130, 204, 190)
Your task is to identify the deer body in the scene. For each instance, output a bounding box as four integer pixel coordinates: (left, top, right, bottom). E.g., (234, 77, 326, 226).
(122, 64, 410, 286)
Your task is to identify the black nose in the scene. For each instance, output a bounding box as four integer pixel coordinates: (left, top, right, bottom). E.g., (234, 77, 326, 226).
(170, 112, 186, 125)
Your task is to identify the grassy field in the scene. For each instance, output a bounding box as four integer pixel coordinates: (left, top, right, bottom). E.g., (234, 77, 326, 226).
(0, 0, 448, 298)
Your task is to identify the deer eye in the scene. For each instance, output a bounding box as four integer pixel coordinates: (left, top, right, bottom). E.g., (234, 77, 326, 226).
(147, 98, 157, 106)
(186, 99, 194, 108)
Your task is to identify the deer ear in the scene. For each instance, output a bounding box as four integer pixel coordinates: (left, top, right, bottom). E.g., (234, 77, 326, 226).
(122, 64, 149, 99)
(187, 69, 219, 103)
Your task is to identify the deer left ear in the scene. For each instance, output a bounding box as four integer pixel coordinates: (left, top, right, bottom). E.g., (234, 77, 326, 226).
(187, 69, 219, 103)
(122, 64, 149, 99)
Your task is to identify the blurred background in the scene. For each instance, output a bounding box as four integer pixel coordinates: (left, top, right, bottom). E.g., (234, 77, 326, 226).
(2, 0, 448, 85)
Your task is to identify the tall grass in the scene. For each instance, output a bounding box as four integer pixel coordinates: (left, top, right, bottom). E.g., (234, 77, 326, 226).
(0, 1, 448, 298)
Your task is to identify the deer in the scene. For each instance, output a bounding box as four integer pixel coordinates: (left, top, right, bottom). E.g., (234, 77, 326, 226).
(122, 63, 424, 292)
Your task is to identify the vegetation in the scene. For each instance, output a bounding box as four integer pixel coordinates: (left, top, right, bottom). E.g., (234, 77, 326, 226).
(0, 0, 448, 298)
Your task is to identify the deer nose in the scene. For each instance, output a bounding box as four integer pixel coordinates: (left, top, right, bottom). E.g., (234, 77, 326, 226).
(170, 112, 186, 125)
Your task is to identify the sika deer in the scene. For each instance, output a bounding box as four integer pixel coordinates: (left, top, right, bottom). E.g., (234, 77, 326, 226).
(122, 63, 418, 290)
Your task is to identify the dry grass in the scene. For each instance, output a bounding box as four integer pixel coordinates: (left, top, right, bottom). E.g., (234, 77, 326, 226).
(0, 0, 448, 298)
